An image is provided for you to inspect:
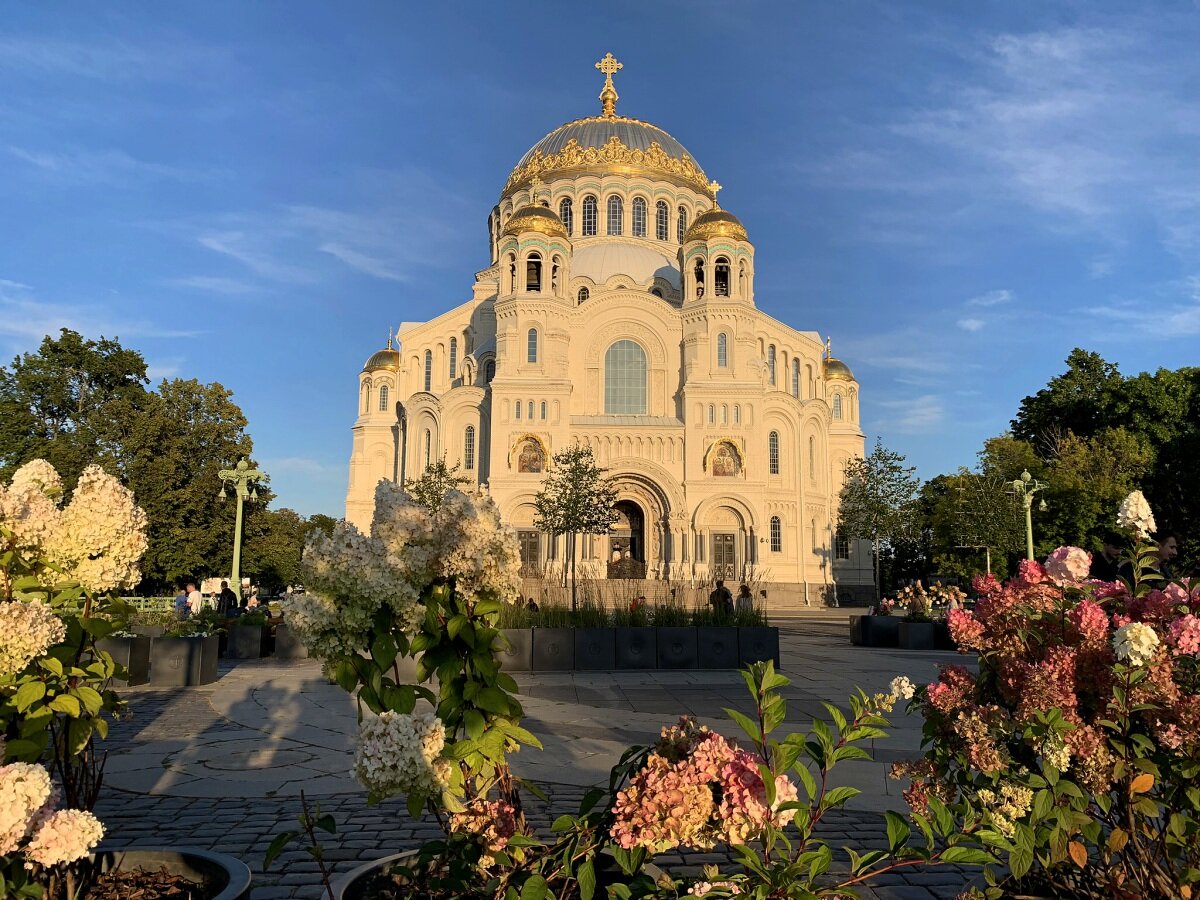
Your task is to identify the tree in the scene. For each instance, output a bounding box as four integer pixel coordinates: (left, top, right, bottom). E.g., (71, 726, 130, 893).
(533, 445, 619, 611)
(405, 459, 469, 515)
(836, 438, 920, 601)
(243, 507, 307, 595)
(932, 469, 1024, 580)
(1011, 348, 1121, 447)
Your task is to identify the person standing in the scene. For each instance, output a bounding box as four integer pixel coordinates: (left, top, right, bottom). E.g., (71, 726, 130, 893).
(709, 579, 733, 618)
(173, 585, 191, 620)
(218, 580, 239, 617)
(1089, 531, 1124, 582)
(736, 583, 753, 613)
(186, 582, 204, 616)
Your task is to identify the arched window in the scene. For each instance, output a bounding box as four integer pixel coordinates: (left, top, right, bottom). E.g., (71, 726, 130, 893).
(525, 252, 542, 292)
(604, 340, 647, 414)
(515, 400, 522, 420)
(582, 195, 597, 236)
(540, 401, 547, 420)
(721, 404, 728, 424)
(577, 287, 589, 304)
(707, 404, 715, 424)
(632, 197, 647, 237)
(423, 429, 431, 469)
(485, 359, 495, 383)
(505, 253, 516, 294)
(714, 257, 730, 297)
(769, 431, 780, 475)
(808, 436, 815, 479)
(458, 427, 473, 472)
(791, 359, 800, 398)
(378, 384, 389, 412)
(677, 206, 688, 243)
(716, 333, 728, 368)
(693, 258, 705, 299)
(806, 365, 814, 399)
(832, 393, 843, 419)
(361, 383, 370, 413)
(770, 517, 782, 553)
(650, 287, 663, 298)
(733, 405, 741, 424)
(811, 518, 818, 552)
(559, 198, 573, 236)
(448, 338, 457, 379)
(656, 201, 669, 241)
(738, 260, 747, 297)
(767, 345, 777, 385)
(528, 400, 534, 420)
(423, 350, 432, 392)
(527, 328, 538, 363)
(607, 195, 623, 235)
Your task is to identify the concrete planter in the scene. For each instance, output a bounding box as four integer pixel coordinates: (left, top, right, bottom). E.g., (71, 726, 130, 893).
(898, 621, 936, 651)
(696, 626, 739, 669)
(656, 627, 698, 669)
(96, 635, 151, 686)
(614, 627, 657, 669)
(574, 627, 616, 670)
(225, 623, 263, 659)
(86, 847, 251, 900)
(737, 627, 780, 667)
(132, 624, 166, 638)
(861, 616, 900, 648)
(273, 624, 308, 659)
(149, 635, 220, 687)
(934, 619, 957, 651)
(532, 627, 575, 671)
(496, 628, 532, 672)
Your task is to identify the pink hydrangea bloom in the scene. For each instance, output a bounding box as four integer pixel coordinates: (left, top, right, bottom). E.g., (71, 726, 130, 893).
(716, 750, 798, 845)
(1018, 559, 1048, 585)
(926, 665, 976, 716)
(1167, 615, 1200, 656)
(23, 808, 103, 869)
(946, 609, 984, 651)
(972, 573, 1000, 597)
(610, 755, 717, 852)
(1068, 600, 1109, 645)
(1045, 547, 1091, 585)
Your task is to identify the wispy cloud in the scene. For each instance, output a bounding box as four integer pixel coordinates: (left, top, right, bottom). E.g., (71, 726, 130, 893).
(0, 35, 238, 83)
(165, 275, 258, 295)
(8, 145, 200, 186)
(0, 280, 199, 346)
(957, 318, 986, 332)
(198, 231, 314, 285)
(145, 361, 182, 382)
(874, 394, 946, 433)
(319, 243, 407, 282)
(966, 289, 1012, 308)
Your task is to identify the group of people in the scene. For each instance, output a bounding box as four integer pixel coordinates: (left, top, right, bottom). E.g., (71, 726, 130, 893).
(172, 580, 266, 619)
(1089, 531, 1181, 582)
(707, 580, 762, 617)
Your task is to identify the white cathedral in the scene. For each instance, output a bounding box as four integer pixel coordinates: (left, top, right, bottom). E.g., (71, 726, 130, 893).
(346, 56, 873, 606)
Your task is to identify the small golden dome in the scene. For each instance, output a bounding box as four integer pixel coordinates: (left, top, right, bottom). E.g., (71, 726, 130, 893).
(684, 208, 747, 243)
(502, 205, 569, 239)
(363, 347, 400, 372)
(824, 357, 855, 382)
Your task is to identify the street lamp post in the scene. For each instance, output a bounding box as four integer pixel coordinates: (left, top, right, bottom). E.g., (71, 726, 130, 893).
(218, 458, 262, 600)
(1007, 470, 1048, 561)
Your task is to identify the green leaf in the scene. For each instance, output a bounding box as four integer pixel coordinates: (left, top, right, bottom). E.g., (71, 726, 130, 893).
(723, 707, 763, 743)
(464, 709, 485, 741)
(74, 686, 103, 716)
(577, 858, 595, 900)
(520, 874, 549, 900)
(939, 847, 996, 866)
(551, 815, 575, 832)
(48, 694, 81, 716)
(264, 831, 298, 870)
(823, 786, 860, 809)
(13, 681, 46, 713)
(884, 810, 911, 852)
(370, 634, 397, 672)
(475, 686, 511, 715)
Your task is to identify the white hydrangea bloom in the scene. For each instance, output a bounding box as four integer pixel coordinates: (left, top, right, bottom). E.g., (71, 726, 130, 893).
(1113, 622, 1160, 667)
(23, 808, 104, 869)
(0, 602, 66, 676)
(8, 461, 63, 501)
(0, 478, 62, 553)
(1117, 491, 1156, 541)
(354, 710, 452, 800)
(0, 763, 54, 855)
(889, 675, 916, 701)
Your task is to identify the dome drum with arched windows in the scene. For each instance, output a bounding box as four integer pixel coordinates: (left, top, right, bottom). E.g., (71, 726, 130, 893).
(347, 54, 872, 607)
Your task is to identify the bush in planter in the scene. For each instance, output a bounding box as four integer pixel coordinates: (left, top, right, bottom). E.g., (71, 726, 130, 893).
(897, 492, 1200, 898)
(650, 597, 691, 628)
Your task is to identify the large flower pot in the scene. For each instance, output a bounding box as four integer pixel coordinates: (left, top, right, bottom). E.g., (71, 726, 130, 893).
(849, 615, 867, 646)
(696, 626, 739, 669)
(934, 620, 957, 651)
(862, 616, 900, 648)
(615, 627, 656, 669)
(85, 847, 251, 900)
(898, 621, 936, 651)
(225, 623, 263, 659)
(574, 627, 616, 670)
(656, 626, 698, 669)
(532, 627, 575, 671)
(496, 628, 532, 672)
(149, 635, 220, 686)
(96, 635, 151, 686)
(738, 627, 780, 666)
(273, 623, 308, 659)
(132, 624, 166, 638)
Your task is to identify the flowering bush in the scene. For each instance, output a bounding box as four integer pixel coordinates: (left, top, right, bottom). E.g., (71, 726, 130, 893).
(900, 495, 1200, 897)
(354, 710, 452, 802)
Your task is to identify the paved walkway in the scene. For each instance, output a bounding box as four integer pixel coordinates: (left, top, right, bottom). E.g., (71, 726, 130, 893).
(96, 617, 980, 898)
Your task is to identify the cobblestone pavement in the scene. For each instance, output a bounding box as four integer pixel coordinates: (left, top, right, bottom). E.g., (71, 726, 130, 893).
(97, 616, 981, 898)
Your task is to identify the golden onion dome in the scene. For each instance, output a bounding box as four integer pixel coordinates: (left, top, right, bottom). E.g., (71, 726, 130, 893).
(502, 204, 569, 239)
(363, 347, 400, 372)
(684, 207, 748, 243)
(824, 357, 855, 382)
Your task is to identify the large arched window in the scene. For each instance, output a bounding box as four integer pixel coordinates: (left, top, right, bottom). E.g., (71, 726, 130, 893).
(632, 197, 647, 237)
(716, 332, 728, 368)
(604, 339, 647, 414)
(733, 404, 741, 424)
(485, 359, 495, 383)
(423, 350, 432, 392)
(525, 252, 542, 292)
(769, 431, 780, 475)
(540, 401, 547, 420)
(559, 198, 573, 235)
(527, 328, 538, 363)
(791, 359, 800, 398)
(832, 393, 843, 419)
(378, 384, 389, 412)
(527, 400, 534, 420)
(582, 195, 598, 236)
(607, 195, 623, 235)
(656, 201, 669, 241)
(515, 400, 522, 420)
(770, 517, 782, 553)
(677, 206, 688, 243)
(464, 426, 476, 470)
(767, 345, 777, 385)
(448, 338, 457, 379)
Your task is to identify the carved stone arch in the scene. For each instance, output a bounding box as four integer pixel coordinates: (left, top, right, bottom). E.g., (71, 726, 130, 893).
(702, 437, 747, 476)
(584, 319, 668, 369)
(691, 494, 757, 532)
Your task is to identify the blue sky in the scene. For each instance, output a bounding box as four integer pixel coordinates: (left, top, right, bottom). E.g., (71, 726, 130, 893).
(1, 2, 1198, 517)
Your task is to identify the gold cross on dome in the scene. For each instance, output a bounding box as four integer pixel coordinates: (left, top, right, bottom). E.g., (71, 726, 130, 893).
(709, 181, 722, 204)
(596, 52, 622, 79)
(529, 175, 543, 196)
(595, 52, 622, 117)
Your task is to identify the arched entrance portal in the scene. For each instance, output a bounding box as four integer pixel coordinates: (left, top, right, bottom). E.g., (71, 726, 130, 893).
(608, 500, 646, 579)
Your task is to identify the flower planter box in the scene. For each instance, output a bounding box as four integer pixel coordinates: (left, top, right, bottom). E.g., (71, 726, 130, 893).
(934, 620, 957, 651)
(574, 627, 616, 670)
(656, 626, 698, 669)
(696, 626, 739, 669)
(614, 626, 656, 669)
(737, 626, 780, 667)
(532, 627, 575, 671)
(225, 623, 263, 659)
(132, 624, 166, 638)
(149, 635, 220, 687)
(497, 628, 532, 672)
(85, 847, 251, 900)
(861, 615, 900, 648)
(898, 621, 936, 651)
(273, 624, 308, 659)
(849, 615, 867, 646)
(96, 635, 151, 686)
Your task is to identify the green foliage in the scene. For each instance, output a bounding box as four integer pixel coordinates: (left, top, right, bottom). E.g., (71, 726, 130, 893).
(530, 601, 573, 629)
(406, 459, 470, 515)
(573, 599, 610, 628)
(610, 603, 649, 628)
(650, 597, 691, 627)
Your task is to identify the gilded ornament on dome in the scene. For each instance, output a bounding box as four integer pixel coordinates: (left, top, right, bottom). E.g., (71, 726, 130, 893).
(503, 134, 711, 197)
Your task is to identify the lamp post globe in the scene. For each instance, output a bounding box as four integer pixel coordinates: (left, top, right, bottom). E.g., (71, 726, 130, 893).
(217, 457, 264, 601)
